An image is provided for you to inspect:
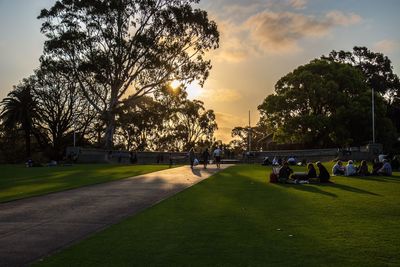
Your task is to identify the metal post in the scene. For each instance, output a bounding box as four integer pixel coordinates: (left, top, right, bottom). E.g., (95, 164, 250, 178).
(372, 87, 375, 143)
(73, 114, 76, 147)
(73, 131, 76, 147)
(248, 110, 251, 152)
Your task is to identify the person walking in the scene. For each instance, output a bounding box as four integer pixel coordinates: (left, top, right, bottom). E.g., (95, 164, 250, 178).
(188, 147, 196, 169)
(202, 148, 210, 169)
(213, 146, 222, 169)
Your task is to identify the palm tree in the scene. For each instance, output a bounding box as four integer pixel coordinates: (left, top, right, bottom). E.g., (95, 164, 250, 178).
(0, 81, 39, 158)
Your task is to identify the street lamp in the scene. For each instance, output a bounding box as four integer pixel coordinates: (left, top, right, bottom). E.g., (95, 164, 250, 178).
(248, 110, 251, 153)
(372, 87, 375, 144)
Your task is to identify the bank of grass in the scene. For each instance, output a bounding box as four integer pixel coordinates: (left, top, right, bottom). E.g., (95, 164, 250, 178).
(0, 164, 170, 202)
(36, 164, 400, 267)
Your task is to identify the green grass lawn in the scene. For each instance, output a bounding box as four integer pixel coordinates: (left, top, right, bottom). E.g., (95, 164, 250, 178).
(0, 164, 170, 202)
(35, 164, 400, 267)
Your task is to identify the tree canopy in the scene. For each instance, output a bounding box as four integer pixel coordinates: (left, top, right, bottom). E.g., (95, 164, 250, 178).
(323, 46, 400, 99)
(0, 79, 40, 157)
(258, 59, 397, 148)
(38, 0, 219, 149)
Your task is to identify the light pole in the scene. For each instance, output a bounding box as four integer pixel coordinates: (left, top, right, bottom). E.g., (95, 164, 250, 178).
(73, 130, 76, 147)
(372, 87, 375, 143)
(248, 110, 251, 153)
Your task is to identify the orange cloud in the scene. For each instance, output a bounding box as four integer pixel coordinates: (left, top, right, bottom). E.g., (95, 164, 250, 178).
(211, 20, 252, 63)
(213, 112, 248, 142)
(211, 8, 363, 59)
(201, 87, 242, 103)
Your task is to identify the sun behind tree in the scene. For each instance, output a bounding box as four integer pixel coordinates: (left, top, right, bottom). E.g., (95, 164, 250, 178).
(170, 80, 181, 90)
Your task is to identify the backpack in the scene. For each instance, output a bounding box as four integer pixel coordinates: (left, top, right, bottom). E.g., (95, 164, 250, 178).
(269, 172, 278, 183)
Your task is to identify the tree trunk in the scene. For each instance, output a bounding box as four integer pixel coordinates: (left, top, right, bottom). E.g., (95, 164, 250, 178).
(104, 111, 116, 150)
(24, 129, 31, 158)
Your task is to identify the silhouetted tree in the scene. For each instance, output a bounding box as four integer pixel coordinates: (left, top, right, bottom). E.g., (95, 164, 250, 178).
(323, 46, 400, 139)
(323, 46, 400, 98)
(115, 85, 217, 151)
(38, 0, 219, 149)
(258, 59, 396, 148)
(34, 64, 97, 159)
(0, 79, 40, 157)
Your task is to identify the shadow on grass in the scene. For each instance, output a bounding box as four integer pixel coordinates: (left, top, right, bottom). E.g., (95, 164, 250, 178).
(332, 173, 400, 184)
(321, 182, 381, 196)
(276, 183, 338, 198)
(276, 181, 380, 197)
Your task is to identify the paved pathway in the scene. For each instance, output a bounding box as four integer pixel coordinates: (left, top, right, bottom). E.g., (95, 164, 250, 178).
(0, 165, 232, 266)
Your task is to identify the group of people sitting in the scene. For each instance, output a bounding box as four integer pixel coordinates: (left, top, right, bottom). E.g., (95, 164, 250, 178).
(272, 157, 394, 184)
(273, 161, 331, 184)
(332, 159, 392, 176)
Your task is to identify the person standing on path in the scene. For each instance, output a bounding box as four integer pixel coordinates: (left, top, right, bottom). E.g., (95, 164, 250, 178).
(202, 148, 210, 169)
(213, 146, 222, 169)
(188, 147, 196, 169)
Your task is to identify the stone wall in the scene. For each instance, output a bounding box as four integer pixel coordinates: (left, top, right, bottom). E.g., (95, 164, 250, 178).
(243, 144, 383, 163)
(66, 143, 383, 165)
(65, 147, 189, 165)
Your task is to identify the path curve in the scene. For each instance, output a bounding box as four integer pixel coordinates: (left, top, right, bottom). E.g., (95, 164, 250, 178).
(0, 165, 232, 266)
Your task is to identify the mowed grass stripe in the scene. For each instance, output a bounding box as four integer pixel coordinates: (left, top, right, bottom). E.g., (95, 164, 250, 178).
(0, 164, 171, 202)
(35, 164, 400, 266)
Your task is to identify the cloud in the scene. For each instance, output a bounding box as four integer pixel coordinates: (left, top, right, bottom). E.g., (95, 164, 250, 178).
(201, 87, 242, 103)
(374, 39, 398, 53)
(222, 3, 269, 21)
(245, 11, 330, 52)
(243, 10, 362, 53)
(209, 3, 363, 60)
(289, 0, 307, 9)
(213, 112, 248, 142)
(211, 20, 253, 63)
(216, 112, 246, 126)
(326, 10, 362, 26)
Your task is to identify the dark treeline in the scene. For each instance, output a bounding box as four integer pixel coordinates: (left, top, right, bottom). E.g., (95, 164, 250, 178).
(0, 76, 217, 162)
(232, 47, 400, 153)
(0, 0, 220, 163)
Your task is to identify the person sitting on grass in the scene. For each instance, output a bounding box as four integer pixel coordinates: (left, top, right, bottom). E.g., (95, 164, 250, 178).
(358, 160, 370, 176)
(391, 156, 399, 171)
(278, 161, 293, 183)
(287, 156, 296, 165)
(290, 163, 316, 184)
(262, 157, 271, 166)
(378, 159, 392, 176)
(307, 163, 317, 179)
(345, 160, 357, 176)
(332, 160, 345, 176)
(316, 161, 331, 183)
(372, 158, 383, 175)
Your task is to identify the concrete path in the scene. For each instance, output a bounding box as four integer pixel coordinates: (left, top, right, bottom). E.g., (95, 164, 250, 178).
(0, 165, 232, 267)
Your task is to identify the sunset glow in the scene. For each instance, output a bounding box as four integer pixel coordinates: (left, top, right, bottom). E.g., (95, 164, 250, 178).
(0, 0, 399, 143)
(186, 83, 203, 99)
(170, 80, 181, 90)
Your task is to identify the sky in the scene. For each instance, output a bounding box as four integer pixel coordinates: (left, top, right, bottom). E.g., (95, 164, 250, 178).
(1, 0, 400, 143)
